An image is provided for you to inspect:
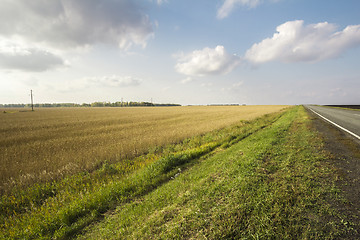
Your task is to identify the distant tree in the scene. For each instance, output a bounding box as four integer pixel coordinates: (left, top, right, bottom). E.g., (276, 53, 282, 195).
(1, 101, 180, 108)
(91, 102, 105, 107)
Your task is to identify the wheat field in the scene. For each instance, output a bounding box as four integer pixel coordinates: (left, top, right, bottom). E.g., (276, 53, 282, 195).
(0, 106, 287, 191)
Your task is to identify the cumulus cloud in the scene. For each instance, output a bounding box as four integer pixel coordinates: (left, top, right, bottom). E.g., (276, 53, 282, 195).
(87, 75, 142, 87)
(245, 20, 360, 64)
(175, 45, 240, 76)
(217, 0, 260, 19)
(0, 40, 64, 71)
(0, 0, 154, 50)
(0, 0, 154, 72)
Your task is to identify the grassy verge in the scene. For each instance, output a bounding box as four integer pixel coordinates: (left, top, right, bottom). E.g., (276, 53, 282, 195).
(0, 108, 283, 239)
(78, 106, 348, 239)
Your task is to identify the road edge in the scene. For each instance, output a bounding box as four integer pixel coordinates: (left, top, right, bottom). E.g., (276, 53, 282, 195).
(306, 106, 360, 141)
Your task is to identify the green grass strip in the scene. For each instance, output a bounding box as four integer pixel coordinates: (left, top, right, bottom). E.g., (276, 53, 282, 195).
(78, 106, 347, 239)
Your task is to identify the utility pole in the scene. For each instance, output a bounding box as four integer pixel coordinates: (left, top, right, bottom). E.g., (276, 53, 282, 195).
(30, 90, 34, 111)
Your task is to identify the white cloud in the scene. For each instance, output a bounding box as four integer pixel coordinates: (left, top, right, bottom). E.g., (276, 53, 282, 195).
(217, 0, 261, 19)
(156, 0, 168, 5)
(52, 75, 142, 93)
(201, 83, 213, 87)
(217, 0, 283, 19)
(245, 20, 360, 64)
(161, 86, 171, 91)
(0, 40, 64, 71)
(87, 75, 142, 88)
(0, 0, 154, 50)
(175, 45, 240, 76)
(221, 81, 244, 92)
(181, 77, 194, 84)
(0, 0, 154, 72)
(232, 81, 244, 87)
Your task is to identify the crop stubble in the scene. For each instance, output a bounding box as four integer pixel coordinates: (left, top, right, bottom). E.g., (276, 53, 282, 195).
(0, 106, 286, 191)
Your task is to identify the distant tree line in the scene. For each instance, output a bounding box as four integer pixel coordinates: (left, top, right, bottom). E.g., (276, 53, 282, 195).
(89, 101, 180, 107)
(0, 103, 83, 108)
(0, 102, 181, 108)
(207, 104, 242, 106)
(325, 105, 360, 109)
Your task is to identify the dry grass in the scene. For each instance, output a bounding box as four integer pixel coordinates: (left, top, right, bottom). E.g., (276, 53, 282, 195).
(0, 106, 287, 191)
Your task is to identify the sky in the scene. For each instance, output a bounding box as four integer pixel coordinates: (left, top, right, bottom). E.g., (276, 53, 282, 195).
(0, 0, 360, 105)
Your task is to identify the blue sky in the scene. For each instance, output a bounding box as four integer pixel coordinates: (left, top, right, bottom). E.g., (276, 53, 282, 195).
(0, 0, 359, 105)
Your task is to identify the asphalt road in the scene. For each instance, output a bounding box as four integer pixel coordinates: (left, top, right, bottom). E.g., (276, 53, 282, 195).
(305, 105, 360, 140)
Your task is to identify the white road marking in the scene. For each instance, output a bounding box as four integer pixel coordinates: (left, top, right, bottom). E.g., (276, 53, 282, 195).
(309, 108, 360, 140)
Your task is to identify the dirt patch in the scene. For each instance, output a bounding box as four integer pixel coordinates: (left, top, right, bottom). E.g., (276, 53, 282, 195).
(307, 109, 360, 239)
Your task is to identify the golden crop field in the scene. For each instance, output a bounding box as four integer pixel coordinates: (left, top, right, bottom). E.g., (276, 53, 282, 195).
(0, 106, 287, 191)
